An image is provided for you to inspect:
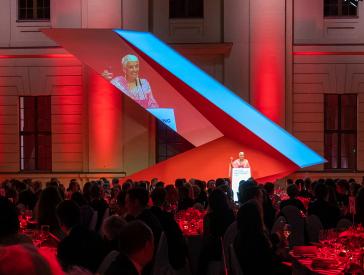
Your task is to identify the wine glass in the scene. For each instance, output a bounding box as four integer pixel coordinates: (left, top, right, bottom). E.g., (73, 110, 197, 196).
(283, 224, 292, 240)
(40, 225, 50, 243)
(24, 209, 33, 222)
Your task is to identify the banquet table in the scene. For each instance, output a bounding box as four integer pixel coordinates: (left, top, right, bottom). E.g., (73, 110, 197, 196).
(290, 252, 345, 275)
(290, 227, 364, 275)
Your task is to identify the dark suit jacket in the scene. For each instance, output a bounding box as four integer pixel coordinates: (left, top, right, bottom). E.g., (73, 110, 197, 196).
(105, 253, 139, 275)
(150, 206, 188, 269)
(308, 199, 341, 229)
(57, 225, 107, 272)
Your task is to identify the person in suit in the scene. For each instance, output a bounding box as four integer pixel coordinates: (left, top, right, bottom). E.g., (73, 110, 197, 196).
(280, 184, 306, 213)
(125, 187, 162, 246)
(308, 182, 341, 229)
(56, 200, 107, 273)
(150, 187, 188, 270)
(234, 200, 273, 275)
(105, 221, 154, 275)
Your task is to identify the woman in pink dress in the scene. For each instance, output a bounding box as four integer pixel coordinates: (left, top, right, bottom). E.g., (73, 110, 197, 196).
(231, 152, 250, 168)
(110, 54, 159, 109)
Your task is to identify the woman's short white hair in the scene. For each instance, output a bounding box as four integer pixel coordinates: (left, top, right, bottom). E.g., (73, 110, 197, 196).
(121, 54, 139, 68)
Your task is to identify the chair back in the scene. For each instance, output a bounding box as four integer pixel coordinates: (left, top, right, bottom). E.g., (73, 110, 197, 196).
(88, 210, 98, 231)
(306, 215, 323, 243)
(271, 216, 286, 234)
(223, 221, 238, 272)
(281, 205, 305, 246)
(337, 218, 352, 230)
(229, 244, 243, 275)
(153, 232, 177, 275)
(97, 250, 119, 274)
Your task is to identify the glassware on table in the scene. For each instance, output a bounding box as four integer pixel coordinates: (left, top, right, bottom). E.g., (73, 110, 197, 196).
(283, 224, 292, 240)
(24, 209, 33, 222)
(40, 225, 50, 242)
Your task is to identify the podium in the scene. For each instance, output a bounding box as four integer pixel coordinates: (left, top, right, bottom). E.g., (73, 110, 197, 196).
(231, 168, 251, 201)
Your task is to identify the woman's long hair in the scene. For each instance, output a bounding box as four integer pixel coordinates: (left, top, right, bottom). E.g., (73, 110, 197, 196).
(37, 187, 63, 230)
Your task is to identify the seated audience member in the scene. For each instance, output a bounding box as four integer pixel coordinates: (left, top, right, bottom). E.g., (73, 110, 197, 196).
(194, 180, 208, 208)
(155, 181, 165, 189)
(150, 188, 188, 270)
(71, 192, 95, 229)
(280, 184, 306, 213)
(356, 187, 364, 227)
(116, 190, 127, 217)
(101, 215, 127, 251)
(122, 179, 133, 192)
(56, 200, 107, 273)
(89, 183, 109, 232)
(336, 179, 349, 207)
(67, 179, 80, 195)
(174, 178, 185, 189)
(105, 221, 154, 275)
(234, 200, 273, 275)
(17, 187, 37, 211)
(199, 189, 235, 275)
(0, 244, 64, 275)
(237, 178, 258, 204)
(177, 185, 194, 211)
(262, 188, 276, 231)
(82, 182, 92, 203)
(0, 197, 32, 245)
(35, 186, 63, 238)
(264, 182, 281, 210)
(308, 182, 341, 229)
(30, 180, 43, 201)
(125, 187, 162, 245)
(206, 180, 215, 196)
(164, 185, 179, 212)
(299, 178, 313, 198)
(111, 177, 120, 190)
(238, 181, 263, 204)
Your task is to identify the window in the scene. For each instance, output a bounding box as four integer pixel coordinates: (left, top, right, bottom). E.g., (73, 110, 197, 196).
(156, 121, 194, 163)
(324, 94, 357, 170)
(20, 96, 52, 171)
(18, 0, 50, 21)
(324, 0, 358, 17)
(169, 0, 204, 19)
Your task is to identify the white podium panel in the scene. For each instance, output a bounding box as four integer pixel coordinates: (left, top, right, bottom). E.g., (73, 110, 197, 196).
(231, 168, 251, 201)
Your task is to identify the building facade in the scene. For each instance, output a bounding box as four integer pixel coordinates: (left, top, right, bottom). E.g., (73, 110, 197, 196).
(0, 0, 363, 184)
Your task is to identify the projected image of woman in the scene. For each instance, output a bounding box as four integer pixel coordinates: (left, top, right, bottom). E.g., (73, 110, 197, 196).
(111, 54, 159, 108)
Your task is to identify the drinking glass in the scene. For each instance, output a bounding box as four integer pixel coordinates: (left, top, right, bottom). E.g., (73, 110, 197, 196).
(40, 225, 50, 242)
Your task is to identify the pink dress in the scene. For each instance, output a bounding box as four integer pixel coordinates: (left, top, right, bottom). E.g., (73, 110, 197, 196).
(231, 159, 250, 168)
(111, 76, 158, 109)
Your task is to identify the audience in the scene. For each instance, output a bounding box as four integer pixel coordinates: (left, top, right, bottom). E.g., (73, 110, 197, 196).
(0, 175, 363, 275)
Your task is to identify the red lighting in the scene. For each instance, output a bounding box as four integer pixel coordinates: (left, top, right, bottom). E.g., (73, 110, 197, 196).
(294, 51, 364, 56)
(0, 54, 74, 59)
